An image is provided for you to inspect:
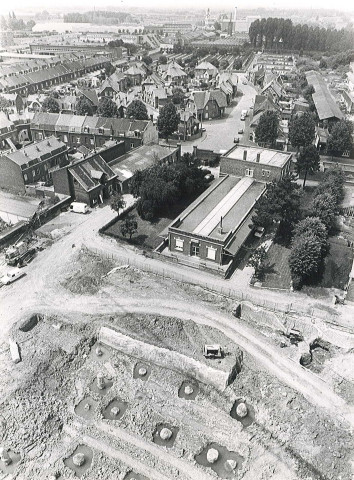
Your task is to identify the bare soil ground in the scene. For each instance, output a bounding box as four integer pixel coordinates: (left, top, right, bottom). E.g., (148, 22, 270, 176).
(0, 249, 353, 480)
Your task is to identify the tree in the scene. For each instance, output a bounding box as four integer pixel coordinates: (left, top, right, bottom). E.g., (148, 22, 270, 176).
(97, 97, 118, 118)
(255, 111, 279, 148)
(0, 95, 11, 109)
(157, 102, 180, 142)
(125, 100, 149, 120)
(159, 55, 167, 64)
(76, 97, 93, 116)
(319, 58, 327, 69)
(42, 96, 60, 113)
(142, 55, 152, 65)
(252, 176, 301, 238)
(293, 217, 328, 254)
(327, 120, 353, 157)
(120, 214, 138, 240)
(296, 144, 320, 187)
(104, 63, 116, 77)
(289, 112, 316, 151)
(289, 232, 322, 289)
(233, 58, 243, 70)
(171, 87, 184, 105)
(219, 59, 229, 70)
(110, 191, 126, 216)
(248, 246, 267, 279)
(311, 191, 338, 231)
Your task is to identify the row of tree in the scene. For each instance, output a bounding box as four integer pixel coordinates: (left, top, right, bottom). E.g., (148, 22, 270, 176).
(249, 17, 354, 53)
(1, 13, 35, 31)
(289, 169, 345, 289)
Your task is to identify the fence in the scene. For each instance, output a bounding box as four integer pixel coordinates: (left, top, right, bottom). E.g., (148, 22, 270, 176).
(89, 244, 318, 317)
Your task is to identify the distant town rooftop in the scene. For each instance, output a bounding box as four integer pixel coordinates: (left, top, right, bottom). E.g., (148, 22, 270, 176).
(223, 145, 292, 168)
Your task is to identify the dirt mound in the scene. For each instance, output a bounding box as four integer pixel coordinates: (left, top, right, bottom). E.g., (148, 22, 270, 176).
(62, 249, 114, 295)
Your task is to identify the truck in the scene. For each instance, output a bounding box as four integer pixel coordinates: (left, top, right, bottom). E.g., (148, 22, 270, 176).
(240, 109, 247, 120)
(5, 242, 36, 267)
(69, 202, 90, 214)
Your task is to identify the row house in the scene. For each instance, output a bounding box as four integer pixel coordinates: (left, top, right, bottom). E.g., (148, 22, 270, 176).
(30, 112, 159, 151)
(0, 136, 69, 194)
(0, 57, 112, 96)
(0, 111, 18, 152)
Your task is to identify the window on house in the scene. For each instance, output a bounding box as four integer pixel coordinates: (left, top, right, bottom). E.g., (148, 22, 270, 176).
(206, 246, 216, 261)
(99, 128, 104, 134)
(90, 139, 94, 145)
(245, 168, 254, 177)
(130, 143, 134, 148)
(38, 132, 43, 140)
(64, 135, 68, 142)
(32, 169, 36, 176)
(262, 169, 271, 177)
(191, 242, 200, 257)
(175, 238, 184, 251)
(77, 137, 80, 143)
(24, 173, 28, 181)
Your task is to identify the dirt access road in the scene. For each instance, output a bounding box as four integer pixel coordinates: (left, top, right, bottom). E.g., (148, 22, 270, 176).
(1, 205, 353, 428)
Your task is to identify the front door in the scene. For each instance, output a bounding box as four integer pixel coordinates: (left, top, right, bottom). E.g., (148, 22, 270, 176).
(191, 243, 200, 257)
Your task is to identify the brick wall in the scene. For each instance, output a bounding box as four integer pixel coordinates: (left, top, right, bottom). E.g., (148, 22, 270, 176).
(169, 230, 223, 264)
(0, 157, 24, 194)
(220, 156, 288, 182)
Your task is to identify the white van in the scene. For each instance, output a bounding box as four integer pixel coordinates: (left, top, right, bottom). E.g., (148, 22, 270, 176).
(1, 268, 25, 285)
(69, 202, 90, 214)
(241, 109, 247, 120)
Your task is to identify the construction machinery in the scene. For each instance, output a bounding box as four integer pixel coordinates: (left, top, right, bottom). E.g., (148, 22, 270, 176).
(5, 241, 36, 267)
(203, 344, 222, 358)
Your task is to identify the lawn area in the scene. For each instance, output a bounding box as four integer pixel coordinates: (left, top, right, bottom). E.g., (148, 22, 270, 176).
(261, 242, 292, 290)
(303, 237, 353, 293)
(104, 194, 203, 251)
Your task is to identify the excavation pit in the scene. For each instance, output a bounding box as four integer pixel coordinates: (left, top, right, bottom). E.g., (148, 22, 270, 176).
(195, 443, 244, 479)
(102, 398, 128, 421)
(178, 380, 199, 400)
(74, 396, 98, 421)
(133, 362, 151, 381)
(124, 472, 149, 480)
(88, 342, 111, 362)
(89, 375, 113, 396)
(152, 423, 179, 448)
(230, 400, 255, 427)
(0, 450, 21, 474)
(19, 314, 41, 332)
(64, 445, 93, 478)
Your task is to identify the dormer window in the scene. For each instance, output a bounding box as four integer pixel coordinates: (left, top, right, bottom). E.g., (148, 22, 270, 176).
(98, 128, 104, 134)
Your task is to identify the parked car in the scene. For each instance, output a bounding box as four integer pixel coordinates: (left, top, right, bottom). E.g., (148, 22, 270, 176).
(234, 137, 240, 143)
(242, 79, 247, 85)
(201, 127, 206, 132)
(69, 202, 90, 214)
(254, 226, 265, 238)
(238, 128, 244, 134)
(1, 268, 26, 285)
(205, 173, 214, 182)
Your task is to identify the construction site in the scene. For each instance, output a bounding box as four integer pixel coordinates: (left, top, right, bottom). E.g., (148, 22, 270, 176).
(0, 205, 353, 480)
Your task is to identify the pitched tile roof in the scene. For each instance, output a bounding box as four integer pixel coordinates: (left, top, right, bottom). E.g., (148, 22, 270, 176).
(5, 136, 67, 167)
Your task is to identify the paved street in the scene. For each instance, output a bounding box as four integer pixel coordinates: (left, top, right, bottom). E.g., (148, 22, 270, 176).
(181, 75, 257, 154)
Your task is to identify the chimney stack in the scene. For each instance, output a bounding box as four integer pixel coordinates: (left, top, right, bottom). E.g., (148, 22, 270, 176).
(256, 152, 261, 163)
(243, 150, 247, 161)
(218, 216, 223, 234)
